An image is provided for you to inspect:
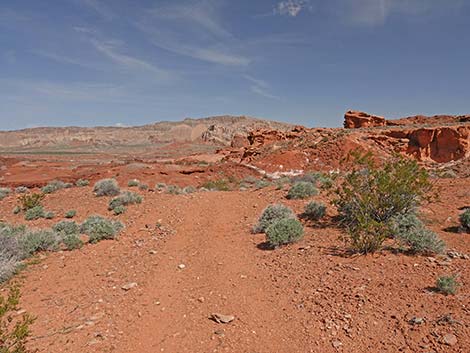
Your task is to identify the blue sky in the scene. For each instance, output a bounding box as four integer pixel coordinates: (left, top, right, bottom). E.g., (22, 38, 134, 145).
(0, 0, 469, 130)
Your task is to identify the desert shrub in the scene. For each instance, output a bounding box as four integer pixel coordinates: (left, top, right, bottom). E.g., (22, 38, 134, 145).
(183, 186, 196, 194)
(44, 211, 55, 220)
(24, 206, 45, 221)
(62, 234, 83, 251)
(18, 193, 44, 211)
(166, 185, 182, 195)
(41, 180, 69, 194)
(76, 179, 90, 187)
(156, 183, 166, 190)
(265, 218, 304, 247)
(201, 179, 230, 191)
(139, 183, 149, 191)
(0, 228, 23, 282)
(303, 201, 326, 221)
(80, 215, 123, 243)
(287, 181, 318, 199)
(436, 275, 459, 295)
(93, 178, 120, 197)
(108, 191, 142, 211)
(0, 287, 35, 353)
(13, 206, 21, 215)
(53, 221, 79, 235)
(459, 209, 470, 232)
(65, 210, 77, 219)
(391, 213, 445, 254)
(242, 176, 259, 184)
(18, 230, 60, 256)
(112, 205, 126, 215)
(127, 179, 140, 187)
(0, 187, 12, 200)
(14, 186, 29, 194)
(253, 204, 296, 233)
(255, 179, 271, 190)
(290, 172, 320, 185)
(333, 152, 433, 254)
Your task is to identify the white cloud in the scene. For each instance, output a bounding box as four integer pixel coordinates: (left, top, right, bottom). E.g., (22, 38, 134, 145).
(244, 75, 279, 100)
(77, 0, 115, 20)
(274, 0, 313, 17)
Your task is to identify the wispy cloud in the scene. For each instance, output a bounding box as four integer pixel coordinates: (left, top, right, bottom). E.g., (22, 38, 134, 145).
(244, 75, 279, 100)
(33, 50, 102, 70)
(138, 1, 250, 67)
(76, 0, 115, 20)
(274, 0, 313, 17)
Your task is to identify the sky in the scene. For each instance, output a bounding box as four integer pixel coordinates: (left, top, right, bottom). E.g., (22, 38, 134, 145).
(0, 0, 469, 130)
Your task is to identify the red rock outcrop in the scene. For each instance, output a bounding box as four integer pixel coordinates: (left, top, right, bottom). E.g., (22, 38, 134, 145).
(344, 111, 387, 129)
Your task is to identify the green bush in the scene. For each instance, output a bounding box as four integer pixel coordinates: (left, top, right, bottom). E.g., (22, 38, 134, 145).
(41, 180, 70, 194)
(80, 215, 123, 243)
(65, 210, 77, 219)
(139, 183, 149, 191)
(303, 201, 326, 221)
(93, 179, 120, 197)
(333, 152, 433, 253)
(108, 191, 142, 211)
(13, 206, 21, 215)
(19, 230, 60, 256)
(18, 193, 44, 211)
(112, 205, 126, 215)
(287, 182, 318, 199)
(266, 218, 304, 247)
(459, 209, 470, 232)
(391, 213, 445, 254)
(201, 179, 230, 191)
(0, 187, 12, 200)
(436, 275, 459, 295)
(183, 186, 196, 194)
(53, 221, 79, 235)
(166, 185, 183, 195)
(0, 226, 24, 282)
(127, 179, 140, 187)
(76, 179, 90, 187)
(0, 287, 35, 353)
(44, 211, 55, 220)
(255, 179, 271, 190)
(24, 206, 45, 221)
(156, 183, 166, 190)
(253, 204, 296, 233)
(62, 234, 83, 251)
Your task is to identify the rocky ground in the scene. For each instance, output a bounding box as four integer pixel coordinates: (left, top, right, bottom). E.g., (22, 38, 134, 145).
(0, 111, 469, 352)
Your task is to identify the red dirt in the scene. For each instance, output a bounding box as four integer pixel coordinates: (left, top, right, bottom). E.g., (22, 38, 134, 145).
(0, 178, 469, 352)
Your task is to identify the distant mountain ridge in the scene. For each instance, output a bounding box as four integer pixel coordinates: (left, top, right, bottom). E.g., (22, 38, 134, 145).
(0, 115, 293, 150)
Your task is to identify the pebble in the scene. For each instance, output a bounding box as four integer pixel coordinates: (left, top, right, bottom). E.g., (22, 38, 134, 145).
(121, 282, 138, 291)
(441, 333, 457, 346)
(178, 264, 186, 269)
(332, 340, 342, 348)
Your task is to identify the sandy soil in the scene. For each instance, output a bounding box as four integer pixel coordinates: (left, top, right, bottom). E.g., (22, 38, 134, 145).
(0, 176, 468, 353)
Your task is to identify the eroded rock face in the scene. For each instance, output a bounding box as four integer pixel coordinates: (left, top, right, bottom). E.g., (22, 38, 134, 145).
(344, 111, 387, 129)
(405, 126, 470, 162)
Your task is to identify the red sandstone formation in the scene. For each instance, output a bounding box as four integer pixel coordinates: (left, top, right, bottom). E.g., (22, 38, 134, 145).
(344, 111, 387, 128)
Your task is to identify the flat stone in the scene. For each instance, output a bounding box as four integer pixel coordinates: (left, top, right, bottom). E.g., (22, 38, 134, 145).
(441, 333, 457, 346)
(121, 282, 138, 291)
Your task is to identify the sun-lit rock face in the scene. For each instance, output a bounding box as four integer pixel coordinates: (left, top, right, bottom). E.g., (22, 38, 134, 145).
(344, 111, 387, 129)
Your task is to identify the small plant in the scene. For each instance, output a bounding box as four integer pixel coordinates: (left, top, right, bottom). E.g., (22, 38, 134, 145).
(13, 206, 21, 215)
(108, 191, 142, 212)
(201, 179, 230, 191)
(24, 206, 45, 221)
(253, 204, 296, 233)
(14, 186, 29, 194)
(139, 183, 149, 191)
(0, 226, 24, 282)
(127, 179, 140, 187)
(436, 275, 459, 295)
(287, 182, 318, 199)
(0, 187, 12, 200)
(53, 221, 79, 235)
(255, 179, 271, 190)
(18, 193, 44, 211)
(65, 210, 77, 219)
(265, 218, 304, 247)
(62, 234, 83, 251)
(166, 185, 182, 195)
(80, 215, 123, 243)
(303, 201, 326, 221)
(44, 211, 55, 220)
(41, 180, 69, 194)
(0, 287, 35, 353)
(391, 213, 445, 254)
(19, 230, 60, 256)
(76, 179, 90, 187)
(112, 205, 126, 215)
(459, 209, 470, 233)
(183, 186, 196, 194)
(156, 183, 166, 190)
(93, 179, 120, 197)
